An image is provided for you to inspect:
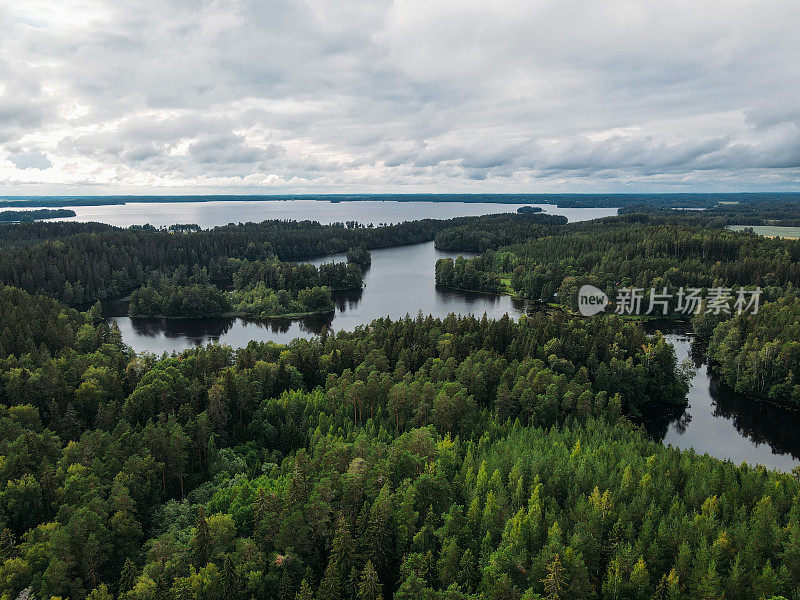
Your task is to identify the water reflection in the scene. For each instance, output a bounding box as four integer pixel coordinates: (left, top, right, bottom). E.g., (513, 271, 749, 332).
(105, 244, 800, 471)
(643, 331, 800, 472)
(113, 314, 335, 352)
(107, 241, 526, 354)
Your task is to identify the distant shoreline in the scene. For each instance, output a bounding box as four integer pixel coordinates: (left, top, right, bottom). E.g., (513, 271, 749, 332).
(2, 192, 800, 209)
(0, 208, 77, 222)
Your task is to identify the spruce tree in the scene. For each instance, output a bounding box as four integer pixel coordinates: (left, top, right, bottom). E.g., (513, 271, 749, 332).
(192, 506, 211, 567)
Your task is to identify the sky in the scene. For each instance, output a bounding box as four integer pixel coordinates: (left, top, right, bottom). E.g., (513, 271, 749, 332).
(1, 0, 799, 194)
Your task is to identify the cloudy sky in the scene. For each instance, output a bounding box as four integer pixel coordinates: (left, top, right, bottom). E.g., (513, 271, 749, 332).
(1, 0, 799, 194)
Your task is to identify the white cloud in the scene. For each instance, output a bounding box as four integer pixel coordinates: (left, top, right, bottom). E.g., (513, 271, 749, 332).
(0, 0, 798, 193)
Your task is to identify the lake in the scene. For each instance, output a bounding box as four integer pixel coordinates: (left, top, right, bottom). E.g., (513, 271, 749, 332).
(108, 241, 526, 352)
(56, 199, 616, 228)
(644, 333, 800, 472)
(106, 202, 610, 353)
(101, 200, 800, 471)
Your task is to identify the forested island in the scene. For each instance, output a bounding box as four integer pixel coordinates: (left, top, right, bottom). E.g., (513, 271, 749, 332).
(1, 199, 800, 599)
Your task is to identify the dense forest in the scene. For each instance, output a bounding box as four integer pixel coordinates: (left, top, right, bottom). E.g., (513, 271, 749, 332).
(707, 294, 800, 408)
(0, 222, 116, 252)
(434, 212, 800, 409)
(0, 215, 553, 307)
(432, 210, 800, 412)
(433, 213, 566, 254)
(618, 199, 800, 227)
(128, 268, 232, 318)
(435, 215, 800, 308)
(0, 209, 76, 223)
(1, 208, 800, 599)
(346, 247, 372, 270)
(1, 282, 798, 600)
(128, 257, 363, 319)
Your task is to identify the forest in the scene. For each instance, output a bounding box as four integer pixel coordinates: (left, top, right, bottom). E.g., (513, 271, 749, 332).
(128, 257, 364, 319)
(707, 294, 800, 408)
(1, 207, 799, 599)
(0, 216, 489, 306)
(0, 213, 562, 307)
(435, 214, 800, 308)
(0, 209, 76, 223)
(433, 210, 800, 411)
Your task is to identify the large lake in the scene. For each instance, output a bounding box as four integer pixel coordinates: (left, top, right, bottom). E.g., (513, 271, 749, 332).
(58, 199, 615, 228)
(106, 202, 610, 352)
(101, 200, 800, 471)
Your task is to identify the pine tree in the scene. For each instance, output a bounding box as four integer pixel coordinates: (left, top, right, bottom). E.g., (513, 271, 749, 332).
(222, 553, 240, 600)
(279, 570, 295, 600)
(358, 560, 383, 600)
(295, 579, 315, 600)
(630, 557, 651, 600)
(172, 578, 194, 600)
(542, 554, 566, 600)
(118, 557, 138, 594)
(318, 517, 354, 600)
(457, 549, 478, 592)
(192, 506, 211, 567)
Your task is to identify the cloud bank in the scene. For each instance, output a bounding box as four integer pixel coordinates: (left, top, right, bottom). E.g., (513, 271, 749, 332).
(1, 0, 799, 193)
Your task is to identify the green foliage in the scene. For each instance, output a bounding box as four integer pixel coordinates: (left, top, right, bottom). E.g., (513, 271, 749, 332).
(347, 246, 372, 269)
(708, 294, 800, 407)
(435, 257, 504, 293)
(229, 284, 334, 318)
(129, 267, 231, 318)
(0, 209, 76, 223)
(0, 216, 494, 305)
(0, 211, 798, 600)
(435, 215, 800, 310)
(434, 213, 567, 253)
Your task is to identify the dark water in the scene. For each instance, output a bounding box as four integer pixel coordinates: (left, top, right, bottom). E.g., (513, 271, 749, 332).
(108, 241, 526, 353)
(99, 201, 800, 471)
(643, 333, 800, 472)
(106, 202, 611, 352)
(57, 199, 616, 228)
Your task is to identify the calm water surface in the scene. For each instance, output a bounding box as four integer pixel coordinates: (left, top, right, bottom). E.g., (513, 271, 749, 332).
(645, 333, 800, 472)
(107, 202, 611, 352)
(109, 241, 526, 353)
(59, 200, 616, 228)
(101, 201, 800, 470)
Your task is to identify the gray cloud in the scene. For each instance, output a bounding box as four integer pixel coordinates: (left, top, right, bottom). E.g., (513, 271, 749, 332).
(1, 0, 799, 193)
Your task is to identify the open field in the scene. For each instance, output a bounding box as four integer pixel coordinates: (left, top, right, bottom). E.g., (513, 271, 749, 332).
(728, 224, 800, 238)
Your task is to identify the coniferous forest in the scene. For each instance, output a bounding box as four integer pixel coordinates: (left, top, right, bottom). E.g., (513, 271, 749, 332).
(1, 202, 800, 600)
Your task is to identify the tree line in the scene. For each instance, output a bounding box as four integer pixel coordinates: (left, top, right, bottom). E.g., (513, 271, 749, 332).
(435, 215, 800, 310)
(0, 209, 76, 223)
(129, 256, 364, 319)
(433, 212, 800, 411)
(0, 216, 542, 307)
